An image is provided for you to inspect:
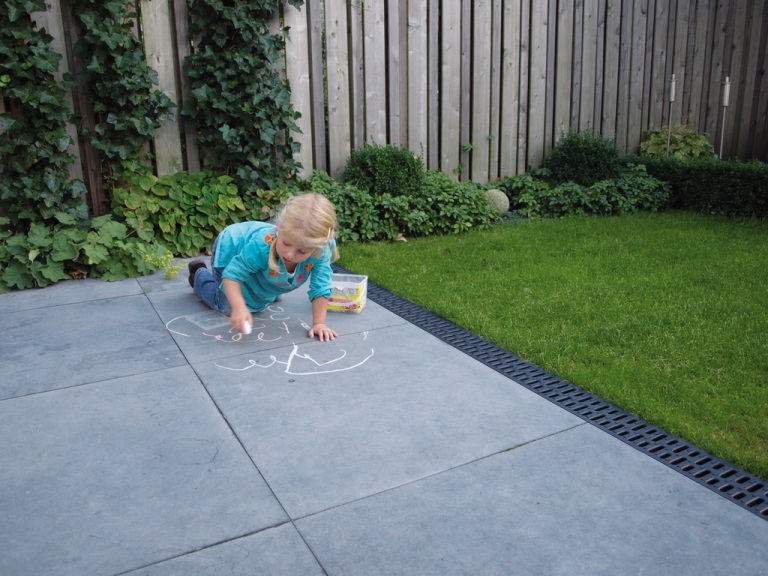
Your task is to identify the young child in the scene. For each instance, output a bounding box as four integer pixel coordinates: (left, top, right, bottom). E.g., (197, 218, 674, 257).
(188, 193, 340, 341)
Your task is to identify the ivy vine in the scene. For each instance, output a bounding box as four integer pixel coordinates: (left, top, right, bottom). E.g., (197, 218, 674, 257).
(0, 0, 87, 229)
(184, 0, 304, 194)
(71, 0, 176, 185)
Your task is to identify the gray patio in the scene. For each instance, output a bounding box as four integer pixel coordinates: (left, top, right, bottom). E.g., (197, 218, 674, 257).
(1, 262, 766, 575)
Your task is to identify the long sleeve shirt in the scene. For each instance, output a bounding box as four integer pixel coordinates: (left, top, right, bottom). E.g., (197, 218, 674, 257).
(213, 221, 333, 312)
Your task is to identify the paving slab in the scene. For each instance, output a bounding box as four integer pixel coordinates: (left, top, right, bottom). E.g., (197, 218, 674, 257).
(2, 274, 766, 576)
(124, 524, 324, 576)
(0, 294, 185, 399)
(195, 320, 583, 518)
(0, 277, 142, 312)
(145, 279, 406, 364)
(296, 423, 768, 576)
(0, 366, 287, 576)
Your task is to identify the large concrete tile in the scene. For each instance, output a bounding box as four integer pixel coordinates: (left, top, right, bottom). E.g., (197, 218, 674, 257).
(124, 524, 324, 575)
(0, 277, 141, 312)
(147, 283, 406, 364)
(0, 366, 288, 576)
(297, 424, 768, 576)
(194, 322, 582, 518)
(0, 294, 185, 399)
(136, 257, 204, 295)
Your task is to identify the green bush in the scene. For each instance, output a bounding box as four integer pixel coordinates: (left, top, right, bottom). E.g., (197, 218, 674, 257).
(300, 169, 495, 242)
(111, 169, 266, 256)
(0, 212, 168, 292)
(506, 164, 669, 219)
(342, 143, 425, 197)
(542, 129, 622, 186)
(636, 155, 768, 218)
(640, 125, 716, 160)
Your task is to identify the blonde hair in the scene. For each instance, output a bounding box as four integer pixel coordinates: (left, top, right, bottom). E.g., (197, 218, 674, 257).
(268, 193, 340, 272)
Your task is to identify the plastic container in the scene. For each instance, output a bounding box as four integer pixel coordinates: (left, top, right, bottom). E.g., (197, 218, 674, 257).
(328, 274, 368, 313)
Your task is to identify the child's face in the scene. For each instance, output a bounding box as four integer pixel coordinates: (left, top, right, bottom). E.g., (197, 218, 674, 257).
(275, 232, 313, 267)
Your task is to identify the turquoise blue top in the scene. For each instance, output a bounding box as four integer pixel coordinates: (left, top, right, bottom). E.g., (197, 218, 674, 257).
(213, 221, 333, 312)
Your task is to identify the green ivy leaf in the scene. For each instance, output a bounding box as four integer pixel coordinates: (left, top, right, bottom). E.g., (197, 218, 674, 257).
(2, 262, 34, 290)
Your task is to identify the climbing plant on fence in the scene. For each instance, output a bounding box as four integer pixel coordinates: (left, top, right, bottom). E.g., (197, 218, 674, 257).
(184, 0, 304, 195)
(0, 0, 86, 227)
(71, 0, 176, 186)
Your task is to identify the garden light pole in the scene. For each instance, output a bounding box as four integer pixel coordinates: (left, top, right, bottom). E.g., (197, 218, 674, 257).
(719, 76, 730, 159)
(667, 73, 676, 156)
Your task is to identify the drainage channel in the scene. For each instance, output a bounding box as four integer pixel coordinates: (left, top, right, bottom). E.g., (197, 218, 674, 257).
(340, 268, 768, 521)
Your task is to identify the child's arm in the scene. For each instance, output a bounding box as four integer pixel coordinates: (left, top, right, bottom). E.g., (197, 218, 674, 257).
(308, 297, 337, 341)
(223, 278, 253, 333)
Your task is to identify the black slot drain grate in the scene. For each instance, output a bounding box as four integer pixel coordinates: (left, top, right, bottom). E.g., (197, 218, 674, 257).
(340, 267, 768, 521)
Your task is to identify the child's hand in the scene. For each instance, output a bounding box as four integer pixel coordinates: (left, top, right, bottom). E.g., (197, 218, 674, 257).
(308, 323, 337, 341)
(230, 309, 253, 334)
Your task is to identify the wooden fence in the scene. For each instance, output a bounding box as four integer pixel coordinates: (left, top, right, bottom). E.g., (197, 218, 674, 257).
(15, 0, 768, 208)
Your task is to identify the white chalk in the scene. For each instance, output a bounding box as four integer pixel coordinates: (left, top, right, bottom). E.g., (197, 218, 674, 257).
(242, 321, 252, 335)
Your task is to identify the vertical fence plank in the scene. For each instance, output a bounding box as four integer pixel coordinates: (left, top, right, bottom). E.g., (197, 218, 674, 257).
(349, 1, 365, 150)
(427, 0, 439, 169)
(471, 0, 492, 182)
(363, 0, 387, 144)
(626, 0, 648, 153)
(669, 0, 689, 128)
(408, 0, 428, 159)
(58, 0, 105, 214)
(726, 0, 749, 157)
(500, 0, 521, 176)
(388, 0, 402, 145)
(325, 0, 352, 176)
(31, 2, 83, 183)
(580, 0, 598, 131)
(460, 0, 472, 180)
(489, 0, 503, 180)
(601, 0, 621, 139)
(528, 0, 548, 167)
(708, 1, 731, 152)
(757, 14, 768, 160)
(554, 0, 574, 141)
(738, 0, 766, 157)
(647, 0, 669, 131)
(307, 2, 327, 170)
(171, 0, 199, 172)
(571, 0, 584, 128)
(284, 3, 313, 179)
(140, 0, 183, 176)
(441, 0, 462, 177)
(592, 0, 606, 131)
(517, 0, 530, 170)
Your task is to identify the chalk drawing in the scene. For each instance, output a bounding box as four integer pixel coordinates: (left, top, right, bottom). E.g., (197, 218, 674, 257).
(165, 305, 374, 375)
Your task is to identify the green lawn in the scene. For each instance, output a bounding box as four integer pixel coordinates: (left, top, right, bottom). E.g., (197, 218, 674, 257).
(338, 211, 768, 480)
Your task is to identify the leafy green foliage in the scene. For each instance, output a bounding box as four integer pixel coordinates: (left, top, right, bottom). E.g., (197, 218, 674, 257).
(636, 155, 768, 219)
(184, 0, 304, 194)
(0, 212, 167, 292)
(640, 125, 716, 159)
(112, 169, 254, 256)
(71, 0, 176, 183)
(300, 169, 495, 242)
(342, 143, 425, 197)
(0, 1, 88, 227)
(543, 129, 622, 186)
(502, 165, 669, 219)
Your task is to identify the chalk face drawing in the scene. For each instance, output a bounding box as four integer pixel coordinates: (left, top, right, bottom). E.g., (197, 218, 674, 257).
(165, 304, 374, 376)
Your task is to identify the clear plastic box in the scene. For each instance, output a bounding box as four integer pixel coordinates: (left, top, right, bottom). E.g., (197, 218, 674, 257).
(328, 274, 367, 313)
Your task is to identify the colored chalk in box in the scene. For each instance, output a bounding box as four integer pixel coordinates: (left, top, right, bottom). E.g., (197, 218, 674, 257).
(328, 274, 368, 313)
